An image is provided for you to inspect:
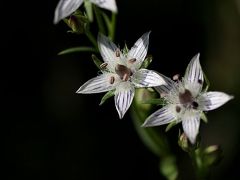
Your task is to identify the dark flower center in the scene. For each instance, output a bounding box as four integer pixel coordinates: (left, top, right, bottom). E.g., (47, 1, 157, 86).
(115, 64, 132, 81)
(179, 89, 193, 105)
(178, 89, 199, 109)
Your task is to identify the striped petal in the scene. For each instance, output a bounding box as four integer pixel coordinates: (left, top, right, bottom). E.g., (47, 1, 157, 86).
(114, 83, 134, 119)
(54, 0, 83, 24)
(198, 91, 233, 111)
(127, 32, 151, 69)
(91, 0, 117, 12)
(155, 74, 176, 95)
(184, 53, 204, 94)
(132, 69, 166, 88)
(98, 33, 120, 71)
(182, 114, 200, 144)
(142, 105, 176, 127)
(76, 73, 115, 94)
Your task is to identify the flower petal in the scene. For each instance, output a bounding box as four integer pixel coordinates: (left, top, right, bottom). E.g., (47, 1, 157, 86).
(198, 91, 234, 111)
(98, 33, 120, 70)
(155, 74, 176, 95)
(182, 114, 200, 144)
(184, 53, 204, 94)
(54, 0, 83, 24)
(114, 83, 134, 119)
(91, 0, 117, 12)
(76, 73, 115, 94)
(142, 105, 176, 127)
(131, 69, 166, 88)
(127, 32, 151, 69)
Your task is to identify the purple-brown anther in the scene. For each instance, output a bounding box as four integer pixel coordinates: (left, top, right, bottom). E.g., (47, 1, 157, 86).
(173, 74, 180, 81)
(110, 76, 115, 84)
(100, 62, 108, 69)
(128, 58, 136, 64)
(176, 106, 181, 113)
(115, 49, 121, 57)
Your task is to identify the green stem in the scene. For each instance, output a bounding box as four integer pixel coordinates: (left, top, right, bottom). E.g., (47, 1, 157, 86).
(93, 5, 106, 35)
(189, 148, 210, 180)
(110, 12, 117, 41)
(85, 30, 98, 50)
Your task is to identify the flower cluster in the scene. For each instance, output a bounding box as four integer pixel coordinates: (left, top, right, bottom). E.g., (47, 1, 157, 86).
(76, 32, 233, 144)
(54, 0, 233, 145)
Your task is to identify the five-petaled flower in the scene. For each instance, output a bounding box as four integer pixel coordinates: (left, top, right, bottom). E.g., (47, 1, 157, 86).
(76, 32, 166, 119)
(142, 54, 233, 144)
(54, 0, 117, 24)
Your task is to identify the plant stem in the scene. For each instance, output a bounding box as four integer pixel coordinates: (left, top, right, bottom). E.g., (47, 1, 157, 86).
(85, 30, 98, 50)
(93, 5, 106, 35)
(110, 12, 116, 41)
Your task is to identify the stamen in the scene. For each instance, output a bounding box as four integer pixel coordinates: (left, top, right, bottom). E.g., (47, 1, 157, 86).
(100, 62, 108, 69)
(128, 58, 136, 64)
(173, 74, 180, 81)
(176, 106, 181, 113)
(110, 76, 115, 84)
(115, 49, 121, 57)
(192, 101, 199, 109)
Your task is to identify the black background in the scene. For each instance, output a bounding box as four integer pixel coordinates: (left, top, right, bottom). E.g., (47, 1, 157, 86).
(2, 0, 240, 179)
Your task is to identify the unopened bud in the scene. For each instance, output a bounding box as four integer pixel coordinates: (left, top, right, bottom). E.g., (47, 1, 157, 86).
(178, 133, 189, 152)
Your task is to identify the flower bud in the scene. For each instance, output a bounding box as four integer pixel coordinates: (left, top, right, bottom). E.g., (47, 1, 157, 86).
(64, 11, 88, 34)
(178, 133, 189, 152)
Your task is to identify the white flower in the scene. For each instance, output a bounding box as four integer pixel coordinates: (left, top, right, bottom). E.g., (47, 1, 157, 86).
(142, 53, 234, 144)
(76, 32, 166, 119)
(54, 0, 117, 24)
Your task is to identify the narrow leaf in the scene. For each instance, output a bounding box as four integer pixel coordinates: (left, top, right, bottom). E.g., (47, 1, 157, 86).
(201, 112, 208, 123)
(122, 43, 129, 55)
(99, 90, 115, 105)
(203, 71, 210, 92)
(58, 47, 97, 55)
(141, 55, 153, 69)
(165, 120, 177, 132)
(92, 54, 103, 69)
(84, 0, 93, 22)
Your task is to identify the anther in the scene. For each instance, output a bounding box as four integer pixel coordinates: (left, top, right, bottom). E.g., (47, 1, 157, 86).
(100, 62, 108, 69)
(198, 79, 203, 84)
(176, 106, 181, 113)
(192, 101, 199, 109)
(128, 58, 136, 64)
(110, 76, 115, 84)
(115, 49, 121, 57)
(173, 74, 180, 81)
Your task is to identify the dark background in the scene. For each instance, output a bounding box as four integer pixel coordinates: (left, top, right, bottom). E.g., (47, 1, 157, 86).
(2, 0, 240, 179)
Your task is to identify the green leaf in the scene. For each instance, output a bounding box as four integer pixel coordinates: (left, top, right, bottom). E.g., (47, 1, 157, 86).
(201, 112, 208, 123)
(203, 71, 210, 92)
(99, 90, 115, 105)
(84, 0, 93, 22)
(141, 55, 153, 69)
(165, 120, 177, 132)
(58, 47, 97, 55)
(102, 11, 112, 35)
(122, 43, 129, 55)
(141, 98, 166, 105)
(92, 54, 103, 69)
(93, 5, 106, 34)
